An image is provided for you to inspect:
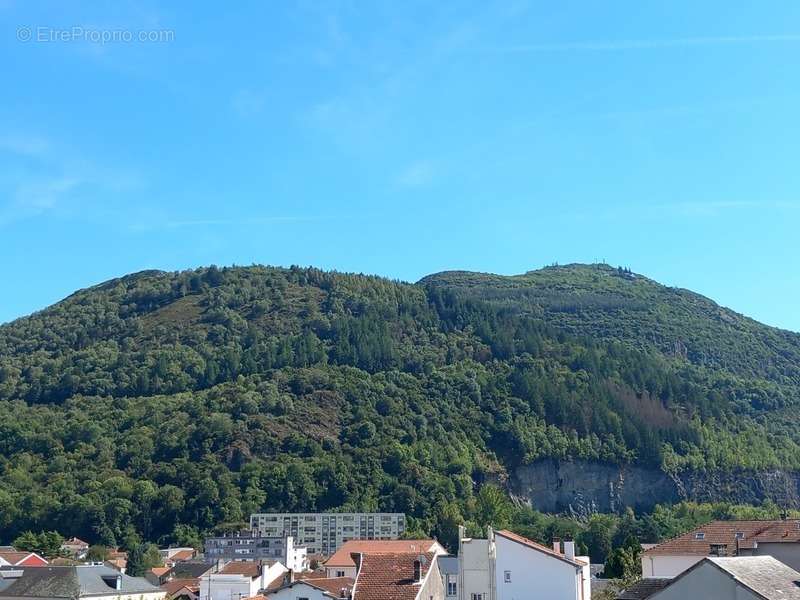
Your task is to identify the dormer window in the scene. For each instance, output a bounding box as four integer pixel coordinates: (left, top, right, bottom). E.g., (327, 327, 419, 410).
(695, 532, 705, 540)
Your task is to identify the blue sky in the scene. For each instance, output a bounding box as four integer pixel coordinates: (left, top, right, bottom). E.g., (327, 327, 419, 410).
(1, 1, 799, 331)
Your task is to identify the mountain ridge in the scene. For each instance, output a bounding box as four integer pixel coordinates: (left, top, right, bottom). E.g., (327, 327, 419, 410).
(2, 262, 799, 548)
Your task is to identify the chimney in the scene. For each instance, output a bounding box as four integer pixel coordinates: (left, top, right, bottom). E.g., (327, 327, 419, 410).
(564, 540, 575, 561)
(552, 538, 561, 554)
(413, 559, 422, 583)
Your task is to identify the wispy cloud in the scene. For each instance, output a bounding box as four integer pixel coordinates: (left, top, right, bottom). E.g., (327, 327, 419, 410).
(231, 89, 267, 117)
(492, 34, 800, 53)
(129, 215, 324, 233)
(0, 132, 142, 226)
(397, 160, 435, 187)
(659, 200, 799, 217)
(0, 134, 51, 157)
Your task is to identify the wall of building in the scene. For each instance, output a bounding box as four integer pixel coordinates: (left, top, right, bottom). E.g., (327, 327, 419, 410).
(751, 542, 800, 572)
(650, 563, 760, 600)
(459, 537, 492, 600)
(249, 513, 406, 556)
(325, 566, 357, 579)
(494, 536, 581, 600)
(268, 583, 330, 600)
(199, 575, 260, 600)
(641, 555, 703, 578)
(418, 558, 445, 600)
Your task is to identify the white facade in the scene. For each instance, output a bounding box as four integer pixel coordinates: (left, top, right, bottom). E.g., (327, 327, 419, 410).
(641, 554, 703, 578)
(250, 513, 406, 556)
(268, 582, 329, 600)
(283, 537, 309, 573)
(199, 562, 287, 600)
(324, 565, 357, 579)
(268, 581, 349, 600)
(458, 528, 590, 600)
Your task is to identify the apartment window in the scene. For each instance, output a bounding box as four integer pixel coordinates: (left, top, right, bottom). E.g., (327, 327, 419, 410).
(695, 532, 705, 540)
(447, 579, 457, 596)
(504, 571, 512, 583)
(709, 544, 728, 557)
(471, 594, 485, 600)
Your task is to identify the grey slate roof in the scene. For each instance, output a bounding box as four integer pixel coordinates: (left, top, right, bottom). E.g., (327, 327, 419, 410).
(0, 565, 162, 598)
(436, 556, 458, 576)
(165, 562, 214, 579)
(616, 578, 671, 599)
(707, 556, 800, 600)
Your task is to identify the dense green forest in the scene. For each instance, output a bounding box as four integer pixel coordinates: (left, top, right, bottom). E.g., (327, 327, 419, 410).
(1, 263, 799, 557)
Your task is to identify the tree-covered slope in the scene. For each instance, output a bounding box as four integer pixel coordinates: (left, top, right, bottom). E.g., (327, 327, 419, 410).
(1, 264, 799, 548)
(422, 263, 800, 409)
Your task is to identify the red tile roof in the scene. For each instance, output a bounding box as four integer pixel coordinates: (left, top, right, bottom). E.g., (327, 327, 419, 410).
(325, 540, 442, 568)
(352, 552, 435, 600)
(0, 552, 31, 565)
(151, 567, 171, 577)
(495, 530, 587, 567)
(219, 561, 262, 577)
(643, 520, 800, 556)
(170, 549, 196, 562)
(0, 551, 48, 566)
(162, 578, 200, 597)
(304, 577, 355, 597)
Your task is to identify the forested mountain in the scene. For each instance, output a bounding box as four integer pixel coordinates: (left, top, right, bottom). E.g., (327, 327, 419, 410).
(1, 263, 799, 552)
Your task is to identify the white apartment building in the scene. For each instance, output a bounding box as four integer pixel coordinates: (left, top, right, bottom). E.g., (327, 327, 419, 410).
(198, 561, 287, 600)
(205, 534, 308, 572)
(458, 527, 591, 600)
(249, 513, 406, 556)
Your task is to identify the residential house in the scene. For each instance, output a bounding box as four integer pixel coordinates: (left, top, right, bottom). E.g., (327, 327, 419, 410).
(458, 527, 591, 600)
(60, 538, 90, 560)
(266, 576, 353, 600)
(205, 533, 309, 572)
(147, 567, 172, 586)
(198, 560, 287, 600)
(351, 551, 444, 600)
(324, 540, 446, 579)
(162, 578, 200, 600)
(641, 519, 800, 577)
(0, 553, 48, 568)
(166, 562, 216, 581)
(638, 556, 800, 600)
(161, 548, 198, 567)
(106, 549, 128, 573)
(0, 564, 165, 600)
(437, 556, 458, 600)
(250, 513, 406, 557)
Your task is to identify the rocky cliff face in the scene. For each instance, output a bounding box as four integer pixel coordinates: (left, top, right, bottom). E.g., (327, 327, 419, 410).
(512, 460, 800, 516)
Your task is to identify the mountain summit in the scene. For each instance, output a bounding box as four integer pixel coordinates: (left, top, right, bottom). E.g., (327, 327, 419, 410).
(1, 263, 798, 545)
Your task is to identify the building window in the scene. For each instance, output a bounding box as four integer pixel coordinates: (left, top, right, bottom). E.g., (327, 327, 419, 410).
(504, 571, 511, 583)
(447, 580, 457, 596)
(695, 532, 705, 540)
(709, 544, 728, 557)
(471, 594, 485, 600)
(336, 571, 345, 578)
(735, 532, 744, 539)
